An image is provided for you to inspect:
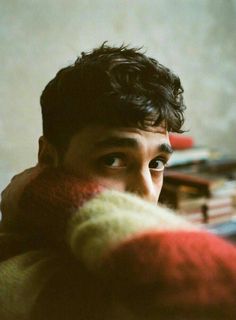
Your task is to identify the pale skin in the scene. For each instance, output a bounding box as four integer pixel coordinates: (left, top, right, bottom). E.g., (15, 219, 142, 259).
(38, 124, 173, 204)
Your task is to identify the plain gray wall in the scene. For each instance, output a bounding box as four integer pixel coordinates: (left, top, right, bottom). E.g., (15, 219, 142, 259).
(1, 0, 236, 193)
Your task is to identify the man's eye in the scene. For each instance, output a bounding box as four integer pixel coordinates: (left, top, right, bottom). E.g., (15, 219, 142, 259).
(149, 158, 166, 171)
(100, 154, 126, 168)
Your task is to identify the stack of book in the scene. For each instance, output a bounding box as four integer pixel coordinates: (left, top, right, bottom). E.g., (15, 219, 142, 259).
(160, 134, 236, 226)
(160, 167, 236, 224)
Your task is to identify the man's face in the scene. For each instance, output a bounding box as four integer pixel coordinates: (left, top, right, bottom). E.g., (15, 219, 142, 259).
(61, 125, 172, 204)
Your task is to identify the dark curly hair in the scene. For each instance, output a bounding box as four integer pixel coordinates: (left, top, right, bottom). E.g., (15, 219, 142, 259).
(41, 43, 186, 151)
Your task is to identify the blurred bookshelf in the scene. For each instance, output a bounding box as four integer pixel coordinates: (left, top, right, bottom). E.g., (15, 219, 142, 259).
(160, 134, 236, 243)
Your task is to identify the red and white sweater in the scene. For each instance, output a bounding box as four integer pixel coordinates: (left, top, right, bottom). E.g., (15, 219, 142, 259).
(0, 166, 236, 320)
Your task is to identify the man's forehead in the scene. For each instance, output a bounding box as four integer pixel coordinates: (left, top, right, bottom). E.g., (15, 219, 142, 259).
(78, 124, 168, 138)
(75, 125, 167, 142)
(71, 124, 171, 153)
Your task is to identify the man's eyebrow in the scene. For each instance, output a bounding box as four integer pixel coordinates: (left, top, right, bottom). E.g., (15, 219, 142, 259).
(159, 143, 174, 154)
(93, 137, 173, 154)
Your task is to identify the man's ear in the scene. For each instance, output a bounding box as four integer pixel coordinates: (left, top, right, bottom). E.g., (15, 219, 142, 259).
(38, 136, 59, 166)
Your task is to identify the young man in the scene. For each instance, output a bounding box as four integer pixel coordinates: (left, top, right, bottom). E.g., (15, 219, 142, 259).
(0, 43, 188, 320)
(1, 43, 186, 230)
(1, 43, 236, 320)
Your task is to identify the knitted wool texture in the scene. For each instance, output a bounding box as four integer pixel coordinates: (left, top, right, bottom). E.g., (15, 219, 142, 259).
(100, 230, 236, 319)
(1, 167, 236, 319)
(67, 189, 236, 318)
(17, 168, 104, 245)
(68, 190, 195, 271)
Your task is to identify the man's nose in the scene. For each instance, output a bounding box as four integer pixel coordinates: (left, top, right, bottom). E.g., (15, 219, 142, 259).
(126, 169, 158, 203)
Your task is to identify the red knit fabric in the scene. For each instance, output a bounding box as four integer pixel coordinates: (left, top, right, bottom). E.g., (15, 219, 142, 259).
(17, 168, 104, 244)
(102, 230, 236, 318)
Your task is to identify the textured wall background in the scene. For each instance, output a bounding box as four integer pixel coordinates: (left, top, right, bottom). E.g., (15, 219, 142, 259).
(1, 0, 236, 192)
